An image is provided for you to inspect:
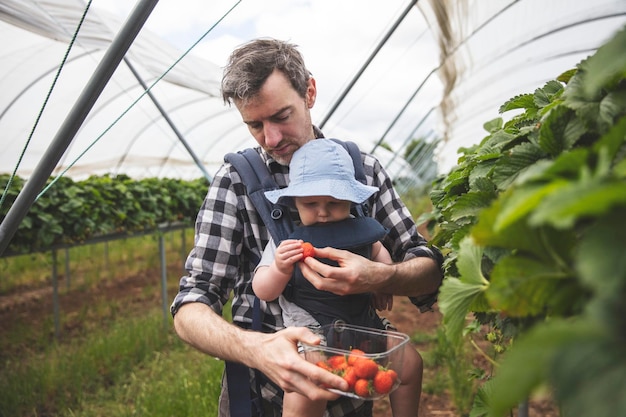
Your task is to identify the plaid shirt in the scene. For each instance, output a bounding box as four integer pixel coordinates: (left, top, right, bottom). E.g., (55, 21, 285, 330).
(171, 139, 443, 416)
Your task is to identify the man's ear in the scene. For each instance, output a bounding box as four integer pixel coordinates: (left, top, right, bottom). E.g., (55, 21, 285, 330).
(306, 77, 317, 108)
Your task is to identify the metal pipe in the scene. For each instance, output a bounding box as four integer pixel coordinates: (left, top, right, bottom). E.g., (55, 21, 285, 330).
(0, 0, 160, 256)
(319, 0, 418, 129)
(123, 57, 212, 181)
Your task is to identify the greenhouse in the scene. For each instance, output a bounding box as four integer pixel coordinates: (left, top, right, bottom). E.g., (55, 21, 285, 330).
(1, 0, 625, 416)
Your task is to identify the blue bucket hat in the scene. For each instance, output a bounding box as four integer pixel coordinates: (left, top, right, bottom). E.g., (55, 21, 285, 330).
(264, 139, 379, 205)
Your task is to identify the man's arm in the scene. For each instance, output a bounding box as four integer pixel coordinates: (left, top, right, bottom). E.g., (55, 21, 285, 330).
(300, 248, 442, 297)
(173, 302, 348, 400)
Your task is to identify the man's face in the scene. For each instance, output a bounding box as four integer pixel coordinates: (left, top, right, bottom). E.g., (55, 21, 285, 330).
(235, 70, 317, 165)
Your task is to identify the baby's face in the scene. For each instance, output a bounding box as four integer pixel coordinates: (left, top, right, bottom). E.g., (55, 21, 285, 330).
(294, 196, 351, 226)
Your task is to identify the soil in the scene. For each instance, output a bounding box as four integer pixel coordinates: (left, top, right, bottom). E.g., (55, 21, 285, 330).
(0, 267, 558, 416)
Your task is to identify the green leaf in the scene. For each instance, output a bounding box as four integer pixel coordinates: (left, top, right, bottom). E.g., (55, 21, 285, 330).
(537, 105, 584, 156)
(551, 329, 626, 417)
(576, 209, 626, 298)
(470, 378, 495, 417)
(493, 181, 568, 232)
(530, 179, 626, 229)
(483, 117, 503, 133)
(592, 114, 626, 162)
(439, 237, 489, 341)
(447, 191, 495, 222)
(474, 200, 576, 266)
(597, 89, 626, 133)
(533, 80, 564, 108)
(480, 130, 517, 153)
(578, 25, 626, 98)
(487, 319, 609, 417)
(499, 94, 535, 113)
(513, 149, 588, 185)
(486, 253, 575, 317)
(491, 142, 545, 190)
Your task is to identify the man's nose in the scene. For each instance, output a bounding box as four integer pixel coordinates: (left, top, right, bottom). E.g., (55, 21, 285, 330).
(264, 123, 282, 147)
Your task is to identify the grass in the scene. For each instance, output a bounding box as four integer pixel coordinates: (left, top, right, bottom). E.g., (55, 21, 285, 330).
(0, 311, 223, 417)
(0, 309, 214, 416)
(63, 335, 223, 417)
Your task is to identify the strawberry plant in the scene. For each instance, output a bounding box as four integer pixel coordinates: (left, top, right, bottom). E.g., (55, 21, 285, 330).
(426, 26, 626, 416)
(0, 174, 208, 254)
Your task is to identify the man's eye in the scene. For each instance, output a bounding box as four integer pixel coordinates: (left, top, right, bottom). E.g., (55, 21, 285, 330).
(275, 113, 290, 122)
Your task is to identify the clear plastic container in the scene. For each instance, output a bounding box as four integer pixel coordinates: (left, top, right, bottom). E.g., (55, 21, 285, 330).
(302, 322, 410, 400)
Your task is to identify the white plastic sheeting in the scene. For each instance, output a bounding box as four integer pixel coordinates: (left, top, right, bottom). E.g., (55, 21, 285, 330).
(429, 0, 626, 170)
(0, 0, 243, 180)
(0, 0, 625, 182)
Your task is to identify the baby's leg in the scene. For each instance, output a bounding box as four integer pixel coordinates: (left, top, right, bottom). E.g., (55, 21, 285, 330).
(389, 344, 423, 417)
(282, 391, 327, 417)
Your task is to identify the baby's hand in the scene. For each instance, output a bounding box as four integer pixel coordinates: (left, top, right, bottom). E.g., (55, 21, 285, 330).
(274, 239, 305, 274)
(371, 293, 393, 311)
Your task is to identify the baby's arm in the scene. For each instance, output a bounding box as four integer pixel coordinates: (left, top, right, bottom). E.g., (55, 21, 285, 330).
(371, 241, 394, 311)
(253, 239, 304, 301)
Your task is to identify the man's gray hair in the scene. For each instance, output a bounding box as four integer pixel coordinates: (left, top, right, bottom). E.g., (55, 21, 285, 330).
(221, 38, 311, 105)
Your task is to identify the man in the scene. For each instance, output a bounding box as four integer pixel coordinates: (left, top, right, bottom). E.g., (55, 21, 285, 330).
(171, 38, 443, 417)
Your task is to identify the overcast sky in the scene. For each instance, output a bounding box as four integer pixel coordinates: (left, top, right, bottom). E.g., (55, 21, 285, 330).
(94, 0, 443, 164)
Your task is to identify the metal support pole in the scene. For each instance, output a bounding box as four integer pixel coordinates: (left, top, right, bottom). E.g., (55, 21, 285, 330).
(181, 228, 187, 270)
(159, 234, 168, 328)
(319, 0, 418, 129)
(0, 0, 160, 256)
(64, 247, 71, 290)
(52, 250, 60, 340)
(123, 58, 212, 181)
(518, 400, 529, 417)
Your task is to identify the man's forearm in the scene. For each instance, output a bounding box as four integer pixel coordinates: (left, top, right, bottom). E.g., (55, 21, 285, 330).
(380, 256, 442, 297)
(173, 302, 260, 366)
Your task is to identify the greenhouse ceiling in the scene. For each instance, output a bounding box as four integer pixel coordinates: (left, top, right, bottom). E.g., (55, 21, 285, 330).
(1, 0, 625, 185)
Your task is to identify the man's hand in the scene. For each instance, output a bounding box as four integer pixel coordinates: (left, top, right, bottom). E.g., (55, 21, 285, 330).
(299, 246, 389, 295)
(251, 327, 347, 400)
(174, 304, 346, 401)
(300, 246, 442, 297)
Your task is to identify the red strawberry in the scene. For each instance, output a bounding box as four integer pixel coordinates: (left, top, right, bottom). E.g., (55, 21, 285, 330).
(301, 242, 315, 259)
(373, 369, 396, 394)
(347, 348, 366, 366)
(327, 354, 348, 372)
(353, 357, 379, 379)
(316, 360, 332, 372)
(354, 378, 372, 398)
(342, 366, 358, 391)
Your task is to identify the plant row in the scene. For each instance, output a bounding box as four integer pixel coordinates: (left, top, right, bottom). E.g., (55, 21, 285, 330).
(0, 174, 208, 255)
(423, 26, 626, 416)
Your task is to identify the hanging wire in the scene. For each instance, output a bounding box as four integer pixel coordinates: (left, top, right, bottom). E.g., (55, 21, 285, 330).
(0, 0, 94, 213)
(370, 0, 521, 155)
(36, 0, 243, 200)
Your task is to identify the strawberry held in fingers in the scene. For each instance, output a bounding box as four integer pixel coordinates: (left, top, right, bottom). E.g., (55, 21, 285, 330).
(301, 242, 315, 259)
